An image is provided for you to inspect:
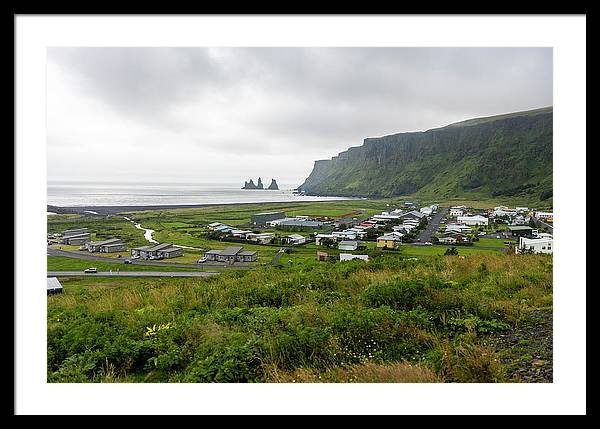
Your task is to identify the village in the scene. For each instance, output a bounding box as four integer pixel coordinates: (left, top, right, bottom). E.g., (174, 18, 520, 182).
(47, 201, 554, 280)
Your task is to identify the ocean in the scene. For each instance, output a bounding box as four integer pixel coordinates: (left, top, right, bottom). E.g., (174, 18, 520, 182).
(47, 181, 354, 207)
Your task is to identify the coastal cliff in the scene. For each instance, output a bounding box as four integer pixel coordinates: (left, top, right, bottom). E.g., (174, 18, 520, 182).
(297, 107, 553, 202)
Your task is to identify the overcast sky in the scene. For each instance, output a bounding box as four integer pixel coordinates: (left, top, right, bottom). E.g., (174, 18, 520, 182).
(47, 47, 552, 187)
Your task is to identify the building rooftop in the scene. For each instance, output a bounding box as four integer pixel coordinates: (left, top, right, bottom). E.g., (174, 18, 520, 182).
(508, 225, 533, 231)
(133, 245, 153, 251)
(220, 246, 244, 256)
(89, 238, 123, 246)
(47, 277, 63, 292)
(148, 243, 173, 252)
(339, 240, 358, 246)
(239, 250, 258, 256)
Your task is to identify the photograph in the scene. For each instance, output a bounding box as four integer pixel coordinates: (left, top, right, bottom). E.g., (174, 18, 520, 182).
(45, 46, 554, 384)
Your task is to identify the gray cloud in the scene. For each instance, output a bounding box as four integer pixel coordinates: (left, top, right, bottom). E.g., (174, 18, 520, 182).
(47, 47, 552, 185)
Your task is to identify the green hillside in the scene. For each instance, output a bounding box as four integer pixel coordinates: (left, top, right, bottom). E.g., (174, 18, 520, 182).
(298, 107, 553, 205)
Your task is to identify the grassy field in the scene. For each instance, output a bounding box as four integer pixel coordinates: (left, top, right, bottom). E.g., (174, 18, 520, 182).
(47, 256, 205, 272)
(47, 252, 552, 383)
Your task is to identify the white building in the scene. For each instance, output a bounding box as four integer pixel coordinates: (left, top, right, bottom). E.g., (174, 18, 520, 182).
(332, 230, 357, 240)
(315, 233, 336, 246)
(338, 240, 359, 251)
(286, 234, 306, 245)
(535, 211, 554, 221)
(449, 206, 466, 217)
(340, 253, 369, 262)
(245, 233, 275, 244)
(445, 224, 472, 234)
(438, 236, 457, 244)
(457, 215, 489, 226)
(517, 236, 553, 254)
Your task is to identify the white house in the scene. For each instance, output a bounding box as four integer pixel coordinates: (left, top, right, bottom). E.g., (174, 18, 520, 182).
(535, 211, 554, 221)
(445, 224, 472, 234)
(457, 215, 489, 226)
(449, 206, 466, 217)
(286, 234, 306, 245)
(517, 236, 553, 254)
(420, 207, 433, 216)
(332, 231, 357, 240)
(340, 253, 369, 262)
(231, 229, 253, 238)
(315, 233, 336, 246)
(338, 240, 359, 251)
(245, 233, 275, 244)
(438, 236, 457, 244)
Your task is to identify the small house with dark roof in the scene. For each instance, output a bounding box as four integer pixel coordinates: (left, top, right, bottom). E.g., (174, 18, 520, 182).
(203, 246, 258, 263)
(85, 238, 126, 253)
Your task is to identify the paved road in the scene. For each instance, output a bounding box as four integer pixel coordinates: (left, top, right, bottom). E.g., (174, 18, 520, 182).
(47, 271, 219, 278)
(47, 248, 254, 269)
(417, 206, 449, 243)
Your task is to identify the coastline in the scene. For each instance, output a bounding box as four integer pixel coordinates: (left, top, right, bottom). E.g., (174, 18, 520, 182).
(47, 197, 361, 215)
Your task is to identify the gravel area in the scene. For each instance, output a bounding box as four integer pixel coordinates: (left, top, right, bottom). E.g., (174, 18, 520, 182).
(481, 310, 553, 383)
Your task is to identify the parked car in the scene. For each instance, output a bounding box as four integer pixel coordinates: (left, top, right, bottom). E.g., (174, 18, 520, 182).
(123, 260, 132, 264)
(496, 235, 501, 239)
(424, 241, 433, 246)
(478, 232, 486, 236)
(197, 257, 207, 263)
(84, 268, 97, 273)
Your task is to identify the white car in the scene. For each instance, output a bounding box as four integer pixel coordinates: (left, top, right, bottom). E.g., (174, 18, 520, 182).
(84, 268, 97, 273)
(424, 242, 433, 246)
(197, 257, 207, 263)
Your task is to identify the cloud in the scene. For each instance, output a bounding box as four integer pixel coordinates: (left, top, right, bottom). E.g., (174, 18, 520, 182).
(47, 47, 552, 185)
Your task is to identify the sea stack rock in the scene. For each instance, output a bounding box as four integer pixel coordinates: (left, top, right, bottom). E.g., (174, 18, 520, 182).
(242, 179, 258, 189)
(268, 179, 279, 190)
(257, 177, 264, 189)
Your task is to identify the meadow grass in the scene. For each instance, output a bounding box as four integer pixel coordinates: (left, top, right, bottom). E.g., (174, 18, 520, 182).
(47, 252, 552, 383)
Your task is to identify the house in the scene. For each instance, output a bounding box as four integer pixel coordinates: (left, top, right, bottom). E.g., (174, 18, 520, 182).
(230, 229, 253, 238)
(204, 246, 259, 263)
(275, 219, 325, 228)
(245, 233, 275, 244)
(85, 238, 126, 253)
(340, 253, 369, 262)
(47, 277, 63, 295)
(133, 243, 183, 259)
(535, 211, 554, 222)
(508, 225, 534, 238)
(338, 240, 359, 251)
(207, 222, 223, 230)
(420, 207, 433, 216)
(438, 236, 457, 244)
(457, 215, 489, 226)
(250, 211, 285, 226)
(516, 207, 529, 214)
(377, 233, 402, 249)
(316, 251, 328, 261)
(214, 224, 233, 233)
(61, 228, 89, 237)
(492, 207, 517, 218)
(286, 234, 306, 245)
(61, 232, 91, 245)
(449, 206, 466, 217)
(131, 245, 153, 259)
(315, 233, 336, 246)
(517, 236, 553, 254)
(399, 210, 426, 221)
(372, 213, 401, 222)
(445, 224, 472, 234)
(332, 231, 357, 240)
